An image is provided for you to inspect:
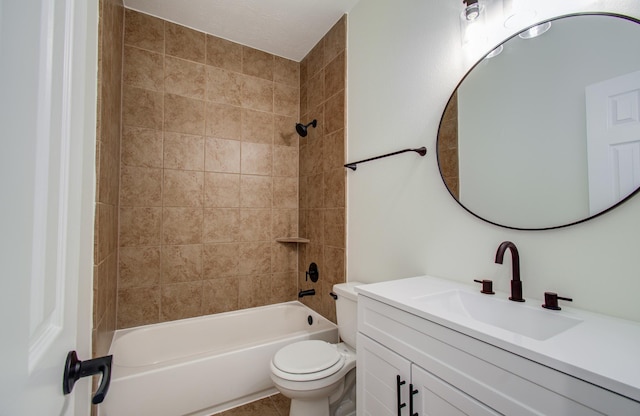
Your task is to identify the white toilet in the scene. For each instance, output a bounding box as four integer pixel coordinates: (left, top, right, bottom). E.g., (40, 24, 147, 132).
(270, 282, 362, 416)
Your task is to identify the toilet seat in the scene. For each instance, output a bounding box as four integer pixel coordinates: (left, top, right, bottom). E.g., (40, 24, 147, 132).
(272, 340, 345, 382)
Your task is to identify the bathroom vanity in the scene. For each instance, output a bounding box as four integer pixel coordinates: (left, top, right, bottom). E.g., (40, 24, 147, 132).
(356, 276, 640, 415)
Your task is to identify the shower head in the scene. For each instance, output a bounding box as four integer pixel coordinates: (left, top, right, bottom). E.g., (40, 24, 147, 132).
(295, 119, 317, 137)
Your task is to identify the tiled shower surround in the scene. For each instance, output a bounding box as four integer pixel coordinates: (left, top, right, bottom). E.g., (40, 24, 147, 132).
(94, 0, 123, 358)
(297, 17, 347, 323)
(112, 10, 346, 328)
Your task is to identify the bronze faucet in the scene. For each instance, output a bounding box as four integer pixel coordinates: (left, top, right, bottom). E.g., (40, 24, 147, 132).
(495, 241, 525, 302)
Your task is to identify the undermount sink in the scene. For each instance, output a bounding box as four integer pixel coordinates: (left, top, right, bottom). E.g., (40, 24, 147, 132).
(415, 289, 583, 341)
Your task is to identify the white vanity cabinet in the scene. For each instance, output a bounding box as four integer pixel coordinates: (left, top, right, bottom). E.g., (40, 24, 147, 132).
(358, 333, 498, 415)
(357, 294, 640, 416)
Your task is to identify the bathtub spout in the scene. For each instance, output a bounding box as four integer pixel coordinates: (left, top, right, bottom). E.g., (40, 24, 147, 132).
(298, 289, 316, 298)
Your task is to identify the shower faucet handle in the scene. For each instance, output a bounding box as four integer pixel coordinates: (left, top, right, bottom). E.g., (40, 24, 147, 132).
(473, 279, 495, 294)
(305, 262, 319, 282)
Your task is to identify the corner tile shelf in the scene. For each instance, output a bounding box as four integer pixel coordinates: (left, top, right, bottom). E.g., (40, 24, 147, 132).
(275, 237, 310, 243)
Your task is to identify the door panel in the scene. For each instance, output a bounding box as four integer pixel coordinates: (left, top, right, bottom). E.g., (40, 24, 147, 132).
(586, 70, 640, 214)
(0, 0, 98, 414)
(357, 334, 411, 416)
(411, 364, 501, 416)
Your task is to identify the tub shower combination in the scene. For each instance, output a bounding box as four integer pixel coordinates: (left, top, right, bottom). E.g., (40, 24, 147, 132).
(101, 301, 338, 416)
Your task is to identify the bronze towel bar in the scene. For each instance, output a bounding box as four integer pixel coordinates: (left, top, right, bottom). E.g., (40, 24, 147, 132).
(344, 147, 427, 171)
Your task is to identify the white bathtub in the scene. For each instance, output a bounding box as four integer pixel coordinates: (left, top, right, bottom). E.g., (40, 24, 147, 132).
(100, 301, 338, 416)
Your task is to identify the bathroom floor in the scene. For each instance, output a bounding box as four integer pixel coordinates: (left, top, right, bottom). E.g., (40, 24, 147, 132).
(212, 394, 290, 416)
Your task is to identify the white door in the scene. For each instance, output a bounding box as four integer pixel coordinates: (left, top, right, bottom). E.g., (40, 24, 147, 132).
(0, 0, 98, 415)
(410, 364, 500, 416)
(357, 334, 412, 416)
(586, 70, 640, 215)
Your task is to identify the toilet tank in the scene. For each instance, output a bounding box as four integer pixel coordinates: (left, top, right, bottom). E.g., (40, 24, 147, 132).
(333, 282, 363, 348)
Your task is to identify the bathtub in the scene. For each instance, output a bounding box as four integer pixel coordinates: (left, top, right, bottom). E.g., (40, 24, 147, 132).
(100, 301, 338, 416)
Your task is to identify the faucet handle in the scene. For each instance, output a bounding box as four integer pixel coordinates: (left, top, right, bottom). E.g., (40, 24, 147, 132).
(473, 279, 495, 295)
(542, 292, 573, 310)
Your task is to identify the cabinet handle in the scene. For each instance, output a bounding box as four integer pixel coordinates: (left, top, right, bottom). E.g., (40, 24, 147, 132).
(396, 375, 407, 415)
(409, 383, 419, 416)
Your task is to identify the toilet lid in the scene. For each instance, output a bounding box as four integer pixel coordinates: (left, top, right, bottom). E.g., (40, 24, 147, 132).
(273, 340, 342, 375)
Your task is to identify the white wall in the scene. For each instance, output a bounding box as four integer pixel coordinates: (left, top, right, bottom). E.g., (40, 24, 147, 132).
(347, 0, 640, 322)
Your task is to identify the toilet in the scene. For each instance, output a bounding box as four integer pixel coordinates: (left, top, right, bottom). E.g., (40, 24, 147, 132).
(270, 282, 362, 416)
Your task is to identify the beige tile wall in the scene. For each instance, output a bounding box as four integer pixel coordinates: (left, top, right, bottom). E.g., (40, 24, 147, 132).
(117, 10, 301, 328)
(93, 0, 123, 357)
(298, 17, 347, 323)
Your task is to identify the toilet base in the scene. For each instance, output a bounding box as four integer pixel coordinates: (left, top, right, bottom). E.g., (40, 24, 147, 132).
(276, 378, 343, 416)
(281, 368, 356, 416)
(331, 368, 356, 416)
(290, 396, 331, 416)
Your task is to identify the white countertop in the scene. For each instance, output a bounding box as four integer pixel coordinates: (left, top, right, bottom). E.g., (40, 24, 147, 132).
(355, 275, 640, 403)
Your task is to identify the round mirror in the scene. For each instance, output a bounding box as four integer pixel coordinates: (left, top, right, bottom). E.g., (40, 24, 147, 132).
(438, 13, 640, 230)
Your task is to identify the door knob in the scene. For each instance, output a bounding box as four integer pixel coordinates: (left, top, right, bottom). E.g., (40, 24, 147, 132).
(62, 350, 113, 404)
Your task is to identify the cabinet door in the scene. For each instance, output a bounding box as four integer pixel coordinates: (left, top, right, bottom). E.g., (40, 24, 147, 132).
(357, 334, 412, 416)
(411, 364, 500, 416)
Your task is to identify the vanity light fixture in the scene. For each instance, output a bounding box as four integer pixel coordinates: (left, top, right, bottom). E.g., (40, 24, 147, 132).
(463, 0, 481, 21)
(518, 21, 552, 39)
(460, 0, 486, 46)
